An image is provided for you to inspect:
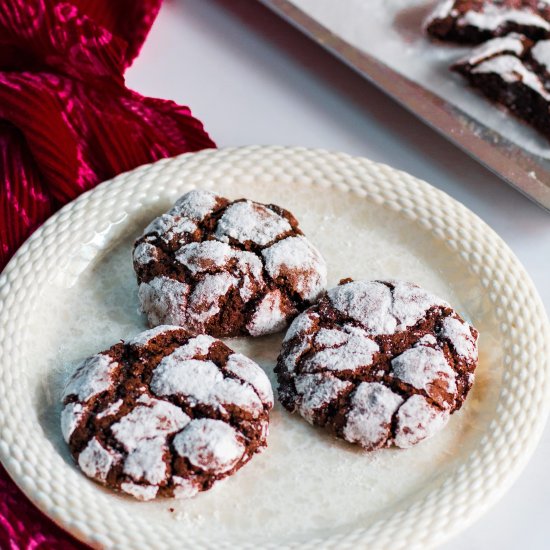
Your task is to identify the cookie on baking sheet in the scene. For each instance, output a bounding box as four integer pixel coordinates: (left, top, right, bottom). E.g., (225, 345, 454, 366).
(61, 326, 273, 500)
(425, 0, 550, 44)
(275, 279, 478, 450)
(452, 33, 550, 140)
(133, 189, 327, 338)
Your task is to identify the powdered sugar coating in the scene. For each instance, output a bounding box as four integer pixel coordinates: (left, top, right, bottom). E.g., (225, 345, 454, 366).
(262, 236, 327, 301)
(152, 359, 220, 400)
(417, 334, 438, 346)
(302, 326, 379, 373)
(173, 189, 219, 221)
(134, 190, 327, 337)
(235, 250, 264, 301)
(531, 39, 550, 69)
(453, 30, 550, 142)
(328, 280, 395, 334)
(187, 272, 238, 324)
(121, 482, 159, 501)
(392, 280, 448, 330)
(295, 374, 353, 423)
(62, 326, 272, 501)
(63, 353, 118, 402)
(282, 333, 313, 374)
(472, 54, 550, 99)
(151, 356, 264, 416)
(173, 419, 245, 474)
(327, 280, 446, 335)
(424, 0, 455, 24)
(122, 438, 169, 486)
(343, 383, 404, 450)
(246, 290, 291, 337)
(276, 279, 478, 451)
(140, 189, 219, 245)
(176, 241, 232, 274)
(96, 399, 123, 420)
(129, 325, 181, 347)
(170, 334, 217, 359)
(463, 33, 526, 64)
(314, 327, 348, 347)
(144, 214, 197, 243)
(215, 201, 291, 246)
(111, 396, 189, 485)
(283, 310, 318, 343)
(61, 402, 84, 443)
(111, 397, 189, 452)
(225, 353, 274, 406)
(391, 343, 457, 404)
(440, 316, 479, 361)
(462, 4, 550, 32)
(78, 438, 121, 483)
(394, 395, 451, 449)
(425, 0, 550, 42)
(172, 476, 200, 499)
(138, 276, 189, 326)
(133, 241, 159, 266)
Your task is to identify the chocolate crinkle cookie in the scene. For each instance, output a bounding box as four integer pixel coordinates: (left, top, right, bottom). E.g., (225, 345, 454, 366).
(61, 326, 273, 501)
(275, 279, 478, 451)
(133, 190, 327, 338)
(452, 33, 550, 140)
(425, 0, 550, 43)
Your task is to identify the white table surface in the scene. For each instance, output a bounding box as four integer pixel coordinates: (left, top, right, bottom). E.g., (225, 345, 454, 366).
(126, 1, 550, 547)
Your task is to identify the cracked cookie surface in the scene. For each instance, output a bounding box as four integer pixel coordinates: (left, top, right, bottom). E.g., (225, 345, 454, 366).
(61, 326, 273, 500)
(133, 189, 327, 337)
(275, 279, 478, 450)
(452, 33, 550, 141)
(425, 0, 550, 44)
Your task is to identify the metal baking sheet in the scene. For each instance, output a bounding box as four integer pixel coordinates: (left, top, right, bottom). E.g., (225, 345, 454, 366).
(260, 0, 550, 211)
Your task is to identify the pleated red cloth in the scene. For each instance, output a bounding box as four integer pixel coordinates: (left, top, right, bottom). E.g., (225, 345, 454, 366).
(0, 1, 215, 547)
(0, 0, 215, 271)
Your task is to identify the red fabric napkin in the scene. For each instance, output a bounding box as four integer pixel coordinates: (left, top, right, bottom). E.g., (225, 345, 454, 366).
(0, 0, 215, 271)
(0, 1, 215, 547)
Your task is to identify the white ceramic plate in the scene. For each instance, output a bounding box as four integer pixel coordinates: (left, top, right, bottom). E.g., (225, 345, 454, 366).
(0, 146, 548, 550)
